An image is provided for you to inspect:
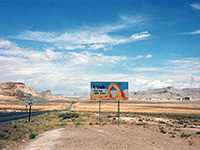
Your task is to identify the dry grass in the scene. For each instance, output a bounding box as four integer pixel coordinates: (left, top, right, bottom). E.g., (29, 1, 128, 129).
(73, 102, 200, 114)
(0, 103, 69, 112)
(0, 111, 81, 149)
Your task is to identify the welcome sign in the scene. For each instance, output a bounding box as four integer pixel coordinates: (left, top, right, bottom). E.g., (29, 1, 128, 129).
(90, 82, 128, 101)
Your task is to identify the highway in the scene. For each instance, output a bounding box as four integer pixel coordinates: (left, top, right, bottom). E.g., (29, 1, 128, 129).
(0, 102, 75, 126)
(0, 111, 51, 126)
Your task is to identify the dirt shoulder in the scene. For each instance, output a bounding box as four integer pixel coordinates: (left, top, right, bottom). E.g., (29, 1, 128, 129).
(4, 125, 200, 150)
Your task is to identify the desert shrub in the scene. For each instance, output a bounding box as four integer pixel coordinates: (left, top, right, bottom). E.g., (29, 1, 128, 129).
(180, 133, 191, 138)
(159, 126, 166, 134)
(58, 113, 79, 120)
(61, 122, 67, 127)
(29, 133, 37, 139)
(13, 131, 22, 141)
(74, 121, 81, 127)
(3, 129, 11, 135)
(177, 121, 183, 125)
(168, 132, 176, 134)
(170, 135, 175, 138)
(0, 132, 10, 140)
(174, 128, 181, 131)
(196, 131, 200, 134)
(159, 121, 167, 124)
(136, 123, 147, 126)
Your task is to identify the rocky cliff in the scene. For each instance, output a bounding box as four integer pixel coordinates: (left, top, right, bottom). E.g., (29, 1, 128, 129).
(0, 82, 53, 101)
(130, 86, 200, 101)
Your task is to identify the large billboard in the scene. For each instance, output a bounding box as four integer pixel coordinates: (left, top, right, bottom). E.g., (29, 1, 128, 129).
(90, 82, 128, 101)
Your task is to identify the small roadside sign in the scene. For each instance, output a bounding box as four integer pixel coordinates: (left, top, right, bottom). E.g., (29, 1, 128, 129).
(28, 100, 34, 106)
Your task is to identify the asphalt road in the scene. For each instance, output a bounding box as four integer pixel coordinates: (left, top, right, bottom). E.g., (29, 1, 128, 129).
(0, 111, 53, 126)
(0, 102, 75, 126)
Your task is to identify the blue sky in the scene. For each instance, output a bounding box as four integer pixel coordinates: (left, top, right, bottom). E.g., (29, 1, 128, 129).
(0, 0, 200, 94)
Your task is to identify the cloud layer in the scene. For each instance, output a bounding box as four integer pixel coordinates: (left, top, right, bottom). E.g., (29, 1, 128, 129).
(14, 15, 151, 51)
(1, 38, 200, 94)
(15, 30, 151, 51)
(1, 10, 200, 94)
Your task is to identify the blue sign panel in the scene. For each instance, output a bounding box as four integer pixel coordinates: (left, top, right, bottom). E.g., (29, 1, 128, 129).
(90, 82, 128, 101)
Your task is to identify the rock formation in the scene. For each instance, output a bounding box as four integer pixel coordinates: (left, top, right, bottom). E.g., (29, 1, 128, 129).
(52, 94, 64, 99)
(130, 86, 200, 101)
(0, 82, 53, 101)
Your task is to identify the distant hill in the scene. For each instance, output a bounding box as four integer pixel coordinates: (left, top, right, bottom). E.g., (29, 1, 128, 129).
(129, 86, 200, 101)
(0, 82, 53, 102)
(55, 86, 200, 101)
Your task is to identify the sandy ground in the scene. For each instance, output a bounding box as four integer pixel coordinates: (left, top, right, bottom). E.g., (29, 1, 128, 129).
(4, 125, 200, 150)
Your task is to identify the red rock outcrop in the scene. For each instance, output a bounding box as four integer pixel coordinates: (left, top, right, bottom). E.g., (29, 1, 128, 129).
(0, 82, 53, 101)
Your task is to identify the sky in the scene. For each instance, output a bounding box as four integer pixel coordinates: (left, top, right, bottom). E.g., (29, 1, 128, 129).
(0, 0, 200, 94)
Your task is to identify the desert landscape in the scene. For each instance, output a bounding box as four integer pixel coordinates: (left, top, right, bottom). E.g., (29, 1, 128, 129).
(0, 82, 200, 150)
(1, 1, 200, 149)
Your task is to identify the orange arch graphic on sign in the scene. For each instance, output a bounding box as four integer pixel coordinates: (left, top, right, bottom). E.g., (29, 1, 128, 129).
(99, 83, 128, 100)
(106, 83, 127, 99)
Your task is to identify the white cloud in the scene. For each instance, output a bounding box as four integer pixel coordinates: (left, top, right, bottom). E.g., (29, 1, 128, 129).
(189, 29, 200, 34)
(131, 57, 200, 74)
(133, 67, 162, 72)
(98, 24, 127, 33)
(15, 30, 151, 51)
(14, 15, 151, 51)
(16, 31, 55, 42)
(131, 31, 151, 40)
(169, 57, 200, 65)
(166, 79, 174, 83)
(0, 39, 17, 48)
(0, 40, 62, 61)
(120, 15, 144, 24)
(128, 57, 200, 91)
(134, 79, 149, 85)
(145, 54, 152, 59)
(87, 44, 107, 50)
(167, 58, 200, 73)
(64, 45, 86, 50)
(44, 49, 62, 61)
(67, 51, 128, 66)
(1, 39, 200, 94)
(190, 3, 200, 10)
(129, 54, 152, 60)
(135, 55, 144, 59)
(144, 80, 170, 89)
(0, 39, 132, 93)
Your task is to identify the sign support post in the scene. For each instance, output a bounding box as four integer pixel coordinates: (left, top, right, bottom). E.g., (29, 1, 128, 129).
(28, 105, 31, 122)
(28, 100, 33, 122)
(118, 101, 120, 126)
(99, 101, 101, 125)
